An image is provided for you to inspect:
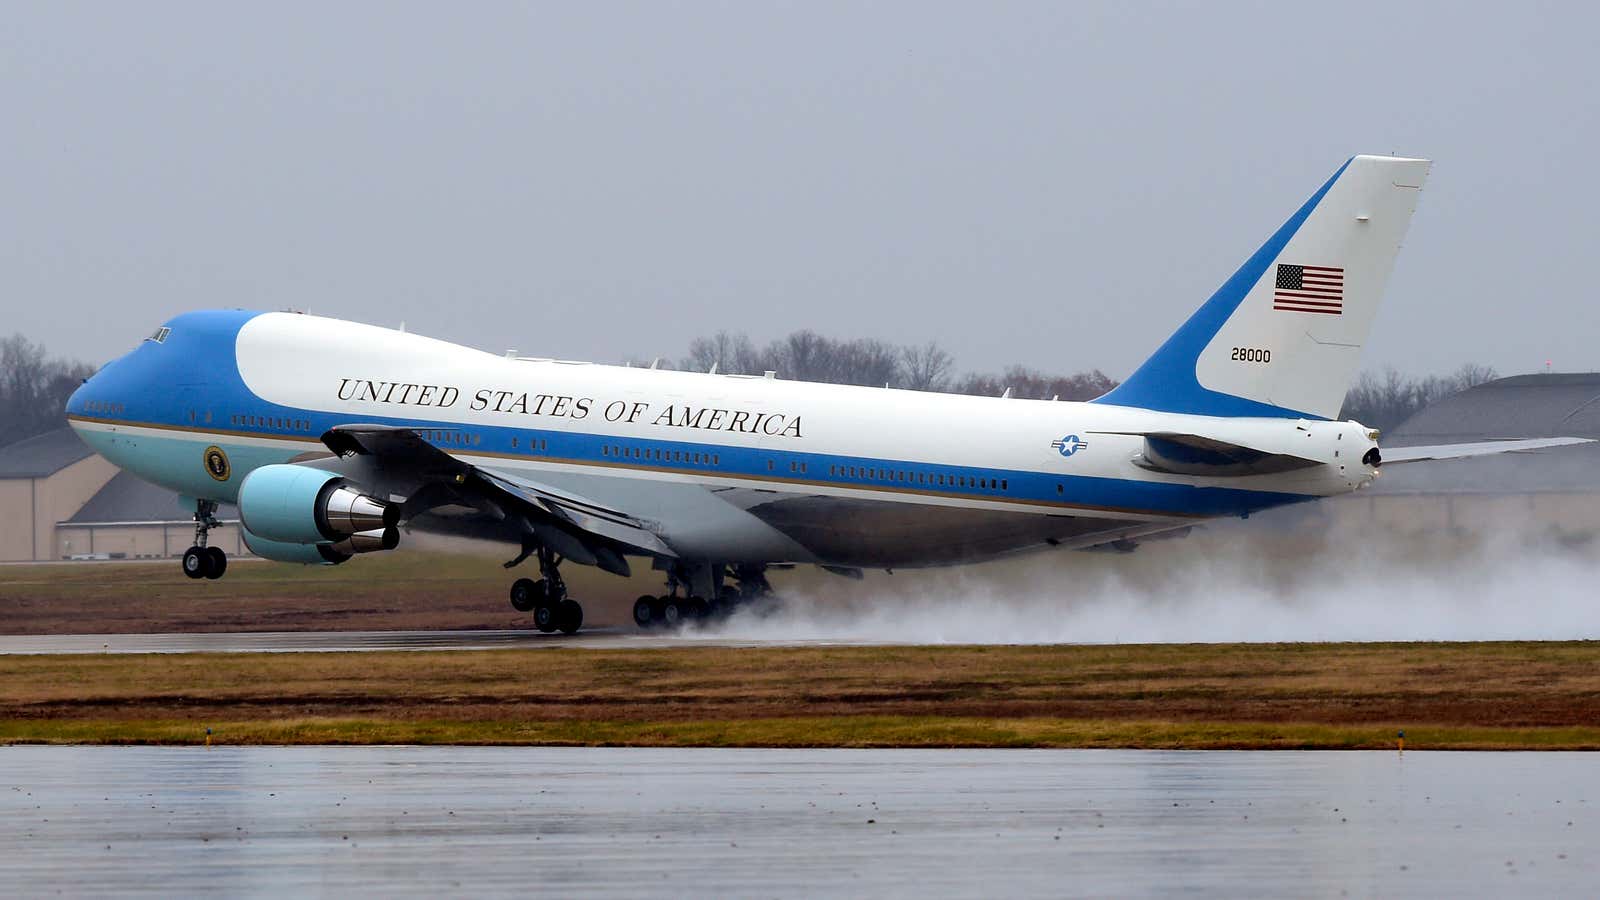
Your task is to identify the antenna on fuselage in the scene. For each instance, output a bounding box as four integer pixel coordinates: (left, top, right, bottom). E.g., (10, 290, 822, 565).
(398, 321, 407, 333)
(1000, 387, 1013, 399)
(708, 362, 718, 374)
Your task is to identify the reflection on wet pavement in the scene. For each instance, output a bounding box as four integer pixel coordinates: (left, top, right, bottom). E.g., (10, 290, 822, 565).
(2, 747, 1596, 897)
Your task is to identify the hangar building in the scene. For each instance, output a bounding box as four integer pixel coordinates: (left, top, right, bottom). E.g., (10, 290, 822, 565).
(0, 428, 244, 562)
(1320, 373, 1600, 537)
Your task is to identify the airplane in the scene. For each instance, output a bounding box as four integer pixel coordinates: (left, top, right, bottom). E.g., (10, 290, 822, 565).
(64, 155, 1586, 634)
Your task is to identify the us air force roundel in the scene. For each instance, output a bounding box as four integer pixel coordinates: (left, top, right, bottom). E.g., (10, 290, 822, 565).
(203, 445, 231, 482)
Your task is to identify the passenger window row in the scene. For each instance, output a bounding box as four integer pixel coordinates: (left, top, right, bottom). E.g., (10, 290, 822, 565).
(602, 445, 721, 467)
(511, 437, 550, 452)
(828, 463, 1009, 492)
(420, 429, 482, 447)
(83, 400, 125, 415)
(230, 413, 314, 432)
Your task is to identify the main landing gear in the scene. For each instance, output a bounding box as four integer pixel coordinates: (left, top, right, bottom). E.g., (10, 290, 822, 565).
(507, 544, 583, 635)
(632, 563, 774, 630)
(181, 499, 227, 580)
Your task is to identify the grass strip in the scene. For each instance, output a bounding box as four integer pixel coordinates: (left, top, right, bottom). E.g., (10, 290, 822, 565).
(4, 716, 1600, 750)
(5, 641, 1599, 749)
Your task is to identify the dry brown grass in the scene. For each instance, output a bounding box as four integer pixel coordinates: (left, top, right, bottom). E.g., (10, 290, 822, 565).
(0, 552, 648, 633)
(4, 642, 1599, 748)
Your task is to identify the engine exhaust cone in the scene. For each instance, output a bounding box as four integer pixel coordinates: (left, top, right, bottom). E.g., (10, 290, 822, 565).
(319, 485, 391, 537)
(330, 528, 400, 556)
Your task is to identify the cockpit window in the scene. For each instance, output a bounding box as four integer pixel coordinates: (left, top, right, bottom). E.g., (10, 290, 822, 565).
(147, 326, 171, 343)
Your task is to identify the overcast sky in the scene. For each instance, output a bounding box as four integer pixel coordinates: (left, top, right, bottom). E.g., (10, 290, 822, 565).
(4, 2, 1596, 380)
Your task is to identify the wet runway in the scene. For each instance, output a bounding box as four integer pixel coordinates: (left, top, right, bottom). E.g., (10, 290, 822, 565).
(2, 747, 1596, 897)
(0, 628, 788, 655)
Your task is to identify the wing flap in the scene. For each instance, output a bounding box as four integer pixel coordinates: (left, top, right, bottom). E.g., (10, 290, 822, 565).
(475, 467, 677, 557)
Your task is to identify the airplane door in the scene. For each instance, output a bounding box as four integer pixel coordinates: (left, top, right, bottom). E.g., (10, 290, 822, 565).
(176, 384, 214, 428)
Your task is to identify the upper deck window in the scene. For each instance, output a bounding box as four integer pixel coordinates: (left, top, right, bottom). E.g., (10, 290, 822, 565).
(146, 326, 171, 343)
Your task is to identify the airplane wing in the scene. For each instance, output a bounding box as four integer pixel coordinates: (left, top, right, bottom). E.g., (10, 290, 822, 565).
(1377, 436, 1594, 465)
(320, 425, 676, 571)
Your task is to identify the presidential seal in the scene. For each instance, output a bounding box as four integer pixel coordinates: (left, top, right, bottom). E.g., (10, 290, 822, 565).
(203, 445, 231, 482)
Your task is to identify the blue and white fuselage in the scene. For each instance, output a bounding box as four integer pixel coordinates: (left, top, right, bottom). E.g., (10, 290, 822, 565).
(67, 307, 1377, 568)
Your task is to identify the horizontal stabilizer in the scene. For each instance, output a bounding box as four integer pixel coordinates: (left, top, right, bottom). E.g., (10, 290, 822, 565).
(1378, 436, 1594, 465)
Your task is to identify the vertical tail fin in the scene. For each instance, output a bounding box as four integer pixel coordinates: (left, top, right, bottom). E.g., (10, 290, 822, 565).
(1095, 155, 1430, 419)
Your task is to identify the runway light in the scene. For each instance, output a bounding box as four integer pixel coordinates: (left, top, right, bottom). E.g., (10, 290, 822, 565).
(1397, 730, 1405, 753)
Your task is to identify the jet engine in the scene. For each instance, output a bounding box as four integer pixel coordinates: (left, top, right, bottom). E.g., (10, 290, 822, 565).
(236, 464, 400, 550)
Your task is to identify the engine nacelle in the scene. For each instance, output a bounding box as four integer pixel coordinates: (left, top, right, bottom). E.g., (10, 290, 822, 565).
(240, 526, 399, 565)
(237, 464, 399, 546)
(240, 528, 351, 565)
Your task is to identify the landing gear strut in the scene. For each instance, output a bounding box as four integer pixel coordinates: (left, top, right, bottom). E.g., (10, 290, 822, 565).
(507, 544, 582, 634)
(182, 499, 227, 580)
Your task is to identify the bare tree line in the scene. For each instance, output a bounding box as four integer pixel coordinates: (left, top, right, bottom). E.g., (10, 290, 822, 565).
(1, 335, 95, 450)
(673, 330, 1119, 400)
(671, 329, 1498, 425)
(1337, 363, 1499, 433)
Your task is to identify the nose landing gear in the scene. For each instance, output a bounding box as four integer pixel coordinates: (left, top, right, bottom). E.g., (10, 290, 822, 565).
(506, 544, 582, 634)
(181, 499, 227, 580)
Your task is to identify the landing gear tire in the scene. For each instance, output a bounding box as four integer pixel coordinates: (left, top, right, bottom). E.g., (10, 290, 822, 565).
(686, 597, 710, 621)
(633, 595, 660, 629)
(182, 547, 207, 580)
(182, 499, 225, 581)
(512, 544, 583, 635)
(660, 598, 684, 628)
(510, 578, 543, 613)
(557, 599, 583, 635)
(533, 602, 559, 633)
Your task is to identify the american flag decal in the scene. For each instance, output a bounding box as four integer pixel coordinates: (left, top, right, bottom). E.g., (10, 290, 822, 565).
(1273, 264, 1344, 314)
